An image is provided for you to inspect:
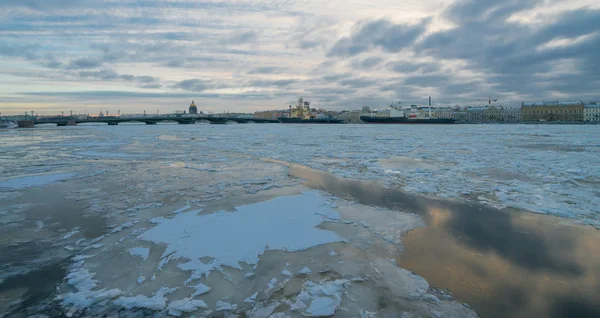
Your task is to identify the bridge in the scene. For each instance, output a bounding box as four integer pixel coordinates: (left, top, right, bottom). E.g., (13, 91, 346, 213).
(17, 116, 279, 128)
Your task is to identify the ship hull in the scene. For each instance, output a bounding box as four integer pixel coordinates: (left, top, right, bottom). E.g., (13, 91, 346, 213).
(279, 118, 343, 124)
(360, 117, 455, 124)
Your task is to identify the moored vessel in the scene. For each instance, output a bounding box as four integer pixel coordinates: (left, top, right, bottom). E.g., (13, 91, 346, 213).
(279, 97, 343, 124)
(360, 100, 455, 124)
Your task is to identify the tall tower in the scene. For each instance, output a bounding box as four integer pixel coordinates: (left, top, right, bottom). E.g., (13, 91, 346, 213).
(189, 100, 198, 114)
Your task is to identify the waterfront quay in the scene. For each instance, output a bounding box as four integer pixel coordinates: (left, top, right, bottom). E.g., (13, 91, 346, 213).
(9, 100, 600, 127)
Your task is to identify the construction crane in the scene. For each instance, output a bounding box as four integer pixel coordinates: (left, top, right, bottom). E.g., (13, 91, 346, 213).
(475, 96, 498, 105)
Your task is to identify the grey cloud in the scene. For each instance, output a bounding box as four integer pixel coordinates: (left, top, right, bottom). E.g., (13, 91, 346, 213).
(388, 62, 439, 74)
(68, 58, 102, 69)
(19, 91, 214, 99)
(308, 87, 357, 95)
(328, 18, 430, 57)
(339, 78, 376, 88)
(78, 69, 160, 88)
(248, 67, 283, 74)
(173, 79, 213, 92)
(404, 74, 450, 87)
(222, 31, 258, 45)
(79, 69, 120, 81)
(249, 79, 297, 87)
(412, 1, 600, 100)
(140, 83, 162, 89)
(299, 40, 320, 49)
(320, 73, 351, 83)
(358, 57, 383, 69)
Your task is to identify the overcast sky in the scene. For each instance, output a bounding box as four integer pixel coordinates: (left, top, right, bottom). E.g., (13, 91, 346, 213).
(1, 0, 599, 115)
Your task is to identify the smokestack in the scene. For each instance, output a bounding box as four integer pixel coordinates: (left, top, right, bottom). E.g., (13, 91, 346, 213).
(429, 96, 431, 107)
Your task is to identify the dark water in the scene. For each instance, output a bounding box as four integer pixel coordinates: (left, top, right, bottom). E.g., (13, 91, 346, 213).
(0, 185, 107, 317)
(286, 164, 600, 318)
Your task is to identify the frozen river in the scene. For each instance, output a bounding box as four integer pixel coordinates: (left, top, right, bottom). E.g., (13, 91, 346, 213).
(0, 123, 599, 317)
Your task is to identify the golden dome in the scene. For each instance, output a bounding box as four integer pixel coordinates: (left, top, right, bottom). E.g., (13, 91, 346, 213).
(190, 100, 196, 107)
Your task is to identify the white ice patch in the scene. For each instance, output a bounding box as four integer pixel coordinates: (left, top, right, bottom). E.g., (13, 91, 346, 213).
(63, 229, 80, 239)
(282, 269, 293, 276)
(215, 300, 237, 311)
(129, 247, 150, 262)
(167, 298, 208, 316)
(114, 287, 174, 311)
(292, 279, 350, 317)
(110, 221, 137, 234)
(244, 292, 258, 303)
(0, 173, 75, 189)
(266, 277, 278, 293)
(191, 283, 211, 297)
(139, 192, 341, 279)
(298, 267, 312, 275)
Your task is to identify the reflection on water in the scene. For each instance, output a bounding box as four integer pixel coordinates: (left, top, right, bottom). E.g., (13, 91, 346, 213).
(282, 162, 600, 318)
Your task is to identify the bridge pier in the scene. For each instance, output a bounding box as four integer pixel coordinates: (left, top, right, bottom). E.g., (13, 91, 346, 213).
(17, 120, 34, 128)
(144, 121, 157, 125)
(108, 121, 118, 125)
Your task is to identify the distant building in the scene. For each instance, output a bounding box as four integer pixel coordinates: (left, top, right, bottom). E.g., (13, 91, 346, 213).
(335, 110, 362, 123)
(254, 109, 290, 120)
(521, 101, 584, 122)
(584, 104, 600, 122)
(432, 107, 454, 119)
(465, 107, 487, 122)
(500, 107, 522, 122)
(189, 101, 198, 114)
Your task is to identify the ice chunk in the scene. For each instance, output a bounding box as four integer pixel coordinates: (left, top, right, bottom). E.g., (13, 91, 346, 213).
(298, 267, 312, 275)
(63, 229, 80, 239)
(328, 250, 337, 256)
(191, 283, 211, 297)
(244, 292, 258, 303)
(282, 269, 293, 276)
(266, 277, 278, 293)
(110, 221, 137, 234)
(167, 298, 207, 316)
(292, 280, 350, 317)
(306, 296, 338, 316)
(137, 276, 145, 284)
(36, 220, 45, 229)
(129, 247, 150, 262)
(172, 204, 191, 214)
(215, 301, 237, 311)
(114, 287, 174, 311)
(371, 259, 429, 300)
(72, 254, 96, 262)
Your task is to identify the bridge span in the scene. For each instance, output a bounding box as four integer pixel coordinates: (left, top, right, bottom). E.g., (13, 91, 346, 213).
(17, 116, 278, 128)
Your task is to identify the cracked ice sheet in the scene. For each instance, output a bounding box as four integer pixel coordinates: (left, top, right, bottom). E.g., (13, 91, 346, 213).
(140, 191, 342, 278)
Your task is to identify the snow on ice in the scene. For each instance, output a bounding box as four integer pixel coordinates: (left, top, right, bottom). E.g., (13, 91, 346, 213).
(129, 247, 150, 261)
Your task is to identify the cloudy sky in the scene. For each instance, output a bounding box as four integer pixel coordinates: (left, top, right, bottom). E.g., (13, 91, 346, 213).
(1, 0, 599, 115)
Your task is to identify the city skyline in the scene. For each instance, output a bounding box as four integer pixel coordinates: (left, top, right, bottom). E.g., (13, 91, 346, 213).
(1, 0, 599, 115)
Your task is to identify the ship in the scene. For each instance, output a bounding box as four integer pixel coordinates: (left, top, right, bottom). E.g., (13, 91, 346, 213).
(360, 99, 455, 124)
(279, 97, 343, 124)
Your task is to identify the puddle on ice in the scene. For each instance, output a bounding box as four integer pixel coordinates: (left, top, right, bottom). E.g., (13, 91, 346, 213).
(56, 189, 475, 317)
